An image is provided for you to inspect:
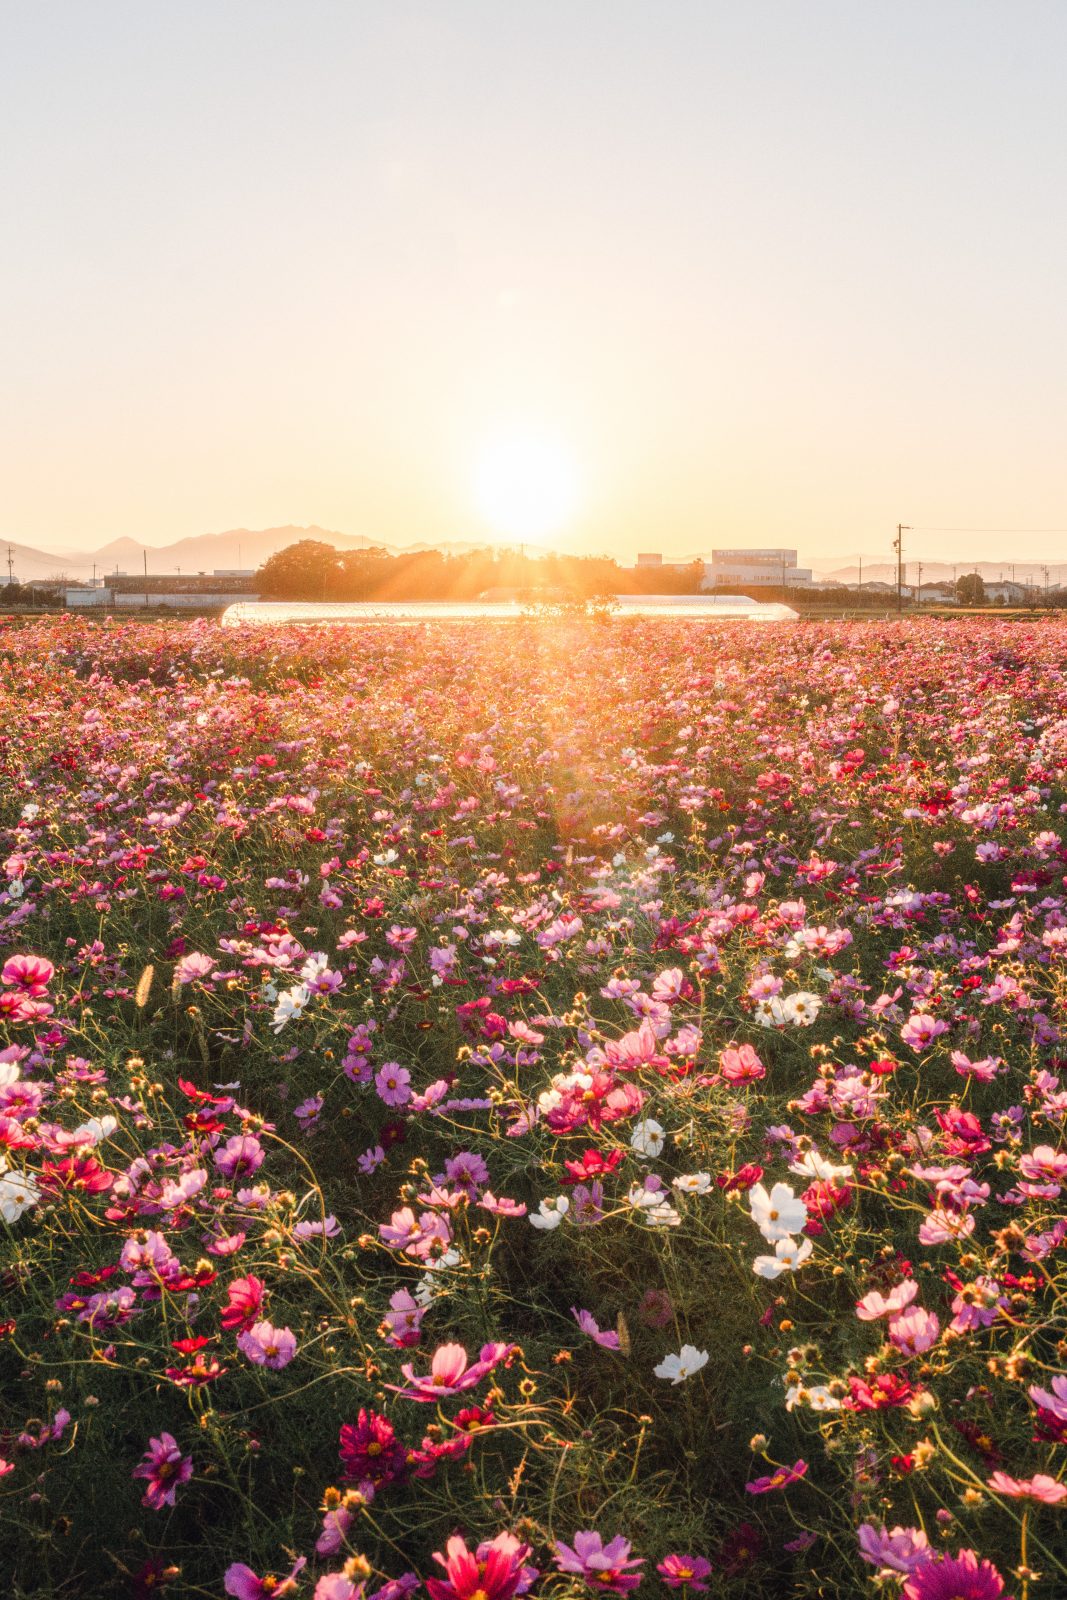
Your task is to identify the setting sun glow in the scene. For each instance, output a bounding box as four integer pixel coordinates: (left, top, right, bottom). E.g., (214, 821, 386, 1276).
(473, 432, 579, 543)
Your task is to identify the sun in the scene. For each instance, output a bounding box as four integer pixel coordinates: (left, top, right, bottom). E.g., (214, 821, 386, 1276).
(473, 431, 579, 542)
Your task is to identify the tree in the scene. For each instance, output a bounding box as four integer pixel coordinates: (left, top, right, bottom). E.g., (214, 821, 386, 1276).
(956, 571, 986, 606)
(257, 541, 345, 599)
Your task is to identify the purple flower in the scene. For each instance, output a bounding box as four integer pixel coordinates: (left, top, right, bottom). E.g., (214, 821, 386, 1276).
(745, 1459, 808, 1494)
(237, 1319, 298, 1369)
(131, 1431, 193, 1510)
(174, 952, 216, 985)
(214, 1133, 265, 1179)
(857, 1523, 932, 1575)
(656, 1555, 712, 1590)
(554, 1532, 644, 1594)
(374, 1062, 412, 1108)
(359, 1143, 386, 1174)
(571, 1307, 621, 1349)
(902, 1550, 1010, 1600)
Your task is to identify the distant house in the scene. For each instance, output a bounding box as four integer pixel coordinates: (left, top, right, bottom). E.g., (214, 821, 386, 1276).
(984, 579, 1030, 604)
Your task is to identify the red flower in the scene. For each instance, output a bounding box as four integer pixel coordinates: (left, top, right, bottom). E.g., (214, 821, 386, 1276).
(220, 1274, 265, 1332)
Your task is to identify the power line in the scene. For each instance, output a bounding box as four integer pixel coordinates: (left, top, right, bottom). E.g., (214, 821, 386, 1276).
(908, 526, 1067, 535)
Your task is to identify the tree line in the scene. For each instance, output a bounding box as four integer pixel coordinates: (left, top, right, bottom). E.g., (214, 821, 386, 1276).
(254, 541, 707, 601)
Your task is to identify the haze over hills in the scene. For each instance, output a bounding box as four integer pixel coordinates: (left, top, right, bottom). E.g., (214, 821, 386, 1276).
(5, 525, 1067, 588)
(1, 526, 506, 584)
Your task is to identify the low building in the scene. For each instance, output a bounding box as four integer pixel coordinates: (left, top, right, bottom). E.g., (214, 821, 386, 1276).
(703, 548, 813, 589)
(66, 584, 260, 610)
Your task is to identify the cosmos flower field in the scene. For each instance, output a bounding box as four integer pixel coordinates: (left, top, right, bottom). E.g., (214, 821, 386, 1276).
(2, 614, 1066, 1600)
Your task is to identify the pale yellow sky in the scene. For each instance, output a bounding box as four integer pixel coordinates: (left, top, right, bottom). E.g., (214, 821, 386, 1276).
(4, 3, 1067, 565)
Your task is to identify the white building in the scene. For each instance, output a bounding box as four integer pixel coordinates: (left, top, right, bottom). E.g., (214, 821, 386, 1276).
(703, 548, 812, 589)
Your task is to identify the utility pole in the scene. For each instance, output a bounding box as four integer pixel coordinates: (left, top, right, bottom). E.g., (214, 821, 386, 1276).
(144, 548, 149, 608)
(858, 554, 862, 593)
(1044, 565, 1050, 606)
(894, 524, 910, 614)
(917, 561, 923, 608)
(6, 546, 13, 585)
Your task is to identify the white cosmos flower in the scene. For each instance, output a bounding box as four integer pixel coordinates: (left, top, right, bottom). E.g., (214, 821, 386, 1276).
(785, 1382, 841, 1413)
(753, 1236, 813, 1279)
(754, 996, 787, 1028)
(789, 1150, 854, 1183)
(0, 1060, 22, 1087)
(271, 983, 310, 1033)
(748, 1181, 808, 1241)
(654, 1344, 709, 1384)
(630, 1118, 666, 1159)
(672, 1172, 712, 1195)
(0, 1164, 41, 1226)
(781, 991, 822, 1026)
(529, 1195, 570, 1230)
(71, 1115, 118, 1145)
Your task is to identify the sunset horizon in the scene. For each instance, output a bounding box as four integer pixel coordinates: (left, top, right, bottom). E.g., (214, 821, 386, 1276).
(6, 3, 1067, 566)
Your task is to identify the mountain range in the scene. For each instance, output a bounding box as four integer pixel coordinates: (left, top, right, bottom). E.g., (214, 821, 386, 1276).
(3, 525, 1067, 588)
(0, 526, 500, 584)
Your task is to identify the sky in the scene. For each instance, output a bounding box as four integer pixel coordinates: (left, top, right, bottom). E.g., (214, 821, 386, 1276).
(4, 1, 1067, 565)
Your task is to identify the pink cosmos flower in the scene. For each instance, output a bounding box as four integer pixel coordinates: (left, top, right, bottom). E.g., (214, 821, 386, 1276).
(656, 1554, 712, 1590)
(237, 1319, 297, 1369)
(572, 1307, 621, 1349)
(1, 955, 54, 995)
(1030, 1373, 1067, 1422)
(899, 1013, 950, 1052)
(901, 1549, 1009, 1600)
(986, 1471, 1066, 1504)
(857, 1523, 931, 1574)
(856, 1279, 918, 1321)
(339, 1408, 407, 1488)
(131, 1432, 193, 1510)
(718, 1044, 765, 1083)
(315, 1576, 361, 1600)
(745, 1459, 808, 1494)
(887, 1306, 940, 1356)
(554, 1531, 644, 1594)
(220, 1274, 265, 1331)
(214, 1134, 265, 1179)
(174, 952, 216, 985)
(375, 1062, 412, 1107)
(224, 1558, 307, 1598)
(425, 1532, 533, 1600)
(390, 1341, 508, 1402)
(382, 1287, 425, 1348)
(315, 1505, 354, 1555)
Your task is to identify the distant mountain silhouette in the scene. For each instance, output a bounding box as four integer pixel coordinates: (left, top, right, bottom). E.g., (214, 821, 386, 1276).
(4, 526, 1067, 588)
(3, 525, 511, 583)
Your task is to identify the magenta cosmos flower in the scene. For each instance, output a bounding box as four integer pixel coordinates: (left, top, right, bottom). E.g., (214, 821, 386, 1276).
(375, 1062, 412, 1107)
(572, 1307, 621, 1349)
(656, 1554, 712, 1590)
(214, 1133, 265, 1179)
(237, 1319, 297, 1369)
(902, 1549, 1010, 1600)
(745, 1459, 808, 1494)
(1, 955, 54, 995)
(224, 1558, 307, 1598)
(554, 1532, 644, 1594)
(425, 1532, 533, 1600)
(339, 1408, 407, 1488)
(131, 1432, 193, 1510)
